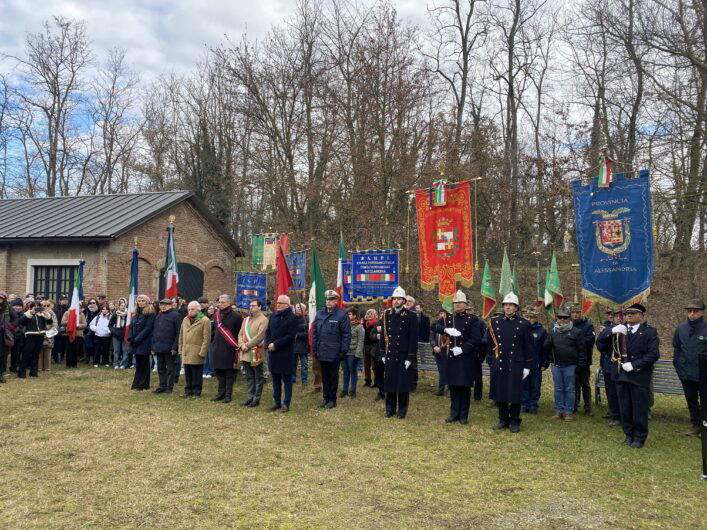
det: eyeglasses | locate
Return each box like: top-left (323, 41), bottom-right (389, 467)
top-left (557, 316), bottom-right (569, 320)
top-left (41, 304), bottom-right (50, 307)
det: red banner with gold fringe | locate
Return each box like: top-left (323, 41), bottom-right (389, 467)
top-left (415, 181), bottom-right (474, 302)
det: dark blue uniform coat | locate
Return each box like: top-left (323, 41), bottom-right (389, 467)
top-left (486, 315), bottom-right (534, 404)
top-left (381, 307), bottom-right (418, 393)
top-left (615, 322), bottom-right (659, 387)
top-left (431, 311), bottom-right (482, 387)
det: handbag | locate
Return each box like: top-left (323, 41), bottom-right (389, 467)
top-left (3, 328), bottom-right (14, 349)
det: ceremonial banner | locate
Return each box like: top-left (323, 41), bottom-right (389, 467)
top-left (342, 260), bottom-right (353, 303)
top-left (236, 272), bottom-right (266, 309)
top-left (262, 233), bottom-right (279, 270)
top-left (251, 234), bottom-right (264, 268)
top-left (415, 181), bottom-right (474, 302)
top-left (351, 250), bottom-right (399, 300)
top-left (285, 250), bottom-right (307, 291)
top-left (572, 170), bottom-right (653, 306)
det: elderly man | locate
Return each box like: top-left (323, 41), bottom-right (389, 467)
top-left (672, 299), bottom-right (706, 437)
top-left (486, 293), bottom-right (534, 432)
top-left (152, 298), bottom-right (183, 394)
top-left (211, 294), bottom-right (243, 404)
top-left (609, 303), bottom-right (660, 448)
top-left (265, 295), bottom-right (298, 412)
top-left (238, 299), bottom-right (269, 408)
top-left (179, 301), bottom-right (211, 397)
top-left (431, 290), bottom-right (482, 425)
top-left (379, 286), bottom-right (418, 419)
top-left (313, 290), bottom-right (352, 409)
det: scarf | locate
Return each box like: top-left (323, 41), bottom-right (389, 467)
top-left (114, 310), bottom-right (127, 327)
top-left (364, 318), bottom-right (378, 330)
top-left (553, 321), bottom-right (573, 333)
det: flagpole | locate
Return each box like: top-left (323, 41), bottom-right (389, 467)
top-left (472, 177), bottom-right (482, 271)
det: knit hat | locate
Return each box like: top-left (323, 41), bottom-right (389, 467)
top-left (137, 294), bottom-right (152, 303)
top-left (11, 298), bottom-right (23, 307)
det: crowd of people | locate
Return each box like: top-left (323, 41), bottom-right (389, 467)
top-left (0, 288), bottom-right (704, 449)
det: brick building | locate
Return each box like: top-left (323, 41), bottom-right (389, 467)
top-left (0, 191), bottom-right (242, 302)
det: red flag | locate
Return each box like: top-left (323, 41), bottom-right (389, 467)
top-left (276, 243), bottom-right (294, 299)
top-left (581, 298), bottom-right (593, 317)
top-left (279, 233), bottom-right (289, 254)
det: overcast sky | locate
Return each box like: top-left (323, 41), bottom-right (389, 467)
top-left (0, 0), bottom-right (430, 79)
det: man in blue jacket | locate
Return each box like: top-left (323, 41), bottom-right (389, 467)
top-left (152, 298), bottom-right (184, 394)
top-left (672, 299), bottom-right (706, 437)
top-left (521, 308), bottom-right (547, 415)
top-left (312, 290), bottom-right (352, 409)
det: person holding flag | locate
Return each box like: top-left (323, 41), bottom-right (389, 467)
top-left (61, 262), bottom-right (87, 368)
top-left (308, 248), bottom-right (326, 392)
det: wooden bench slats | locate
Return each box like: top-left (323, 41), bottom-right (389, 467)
top-left (595, 359), bottom-right (683, 403)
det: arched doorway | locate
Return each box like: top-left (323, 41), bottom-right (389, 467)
top-left (159, 263), bottom-right (204, 301)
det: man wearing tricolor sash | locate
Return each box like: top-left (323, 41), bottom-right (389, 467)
top-left (211, 294), bottom-right (243, 404)
top-left (238, 299), bottom-right (268, 408)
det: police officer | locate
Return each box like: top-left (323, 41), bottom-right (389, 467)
top-left (485, 293), bottom-right (534, 432)
top-left (609, 303), bottom-right (659, 449)
top-left (379, 286), bottom-right (418, 419)
top-left (570, 304), bottom-right (596, 415)
top-left (597, 308), bottom-right (622, 427)
top-left (431, 290), bottom-right (482, 425)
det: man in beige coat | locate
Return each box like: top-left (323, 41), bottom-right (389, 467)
top-left (238, 299), bottom-right (268, 407)
top-left (178, 301), bottom-right (211, 397)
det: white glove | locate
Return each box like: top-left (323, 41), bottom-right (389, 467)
top-left (612, 324), bottom-right (628, 335)
top-left (522, 368), bottom-right (530, 379)
top-left (452, 347), bottom-right (463, 356)
top-left (444, 327), bottom-right (462, 337)
top-left (622, 362), bottom-right (634, 372)
top-left (404, 360), bottom-right (411, 369)
top-left (381, 357), bottom-right (385, 364)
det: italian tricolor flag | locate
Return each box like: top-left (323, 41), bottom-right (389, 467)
top-left (356, 273), bottom-right (394, 281)
top-left (66, 260), bottom-right (84, 343)
top-left (164, 223), bottom-right (179, 299)
top-left (544, 251), bottom-right (564, 317)
top-left (125, 248), bottom-right (139, 340)
top-left (598, 155), bottom-right (614, 188)
top-left (308, 248), bottom-right (326, 347)
top-left (335, 233), bottom-right (345, 308)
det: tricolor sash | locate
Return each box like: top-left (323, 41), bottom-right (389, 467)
top-left (215, 309), bottom-right (239, 353)
top-left (242, 316), bottom-right (262, 363)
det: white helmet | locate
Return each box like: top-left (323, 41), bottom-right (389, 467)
top-left (502, 292), bottom-right (519, 306)
top-left (391, 286), bottom-right (406, 299)
top-left (452, 290), bottom-right (468, 304)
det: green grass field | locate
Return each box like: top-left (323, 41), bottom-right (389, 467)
top-left (0, 365), bottom-right (704, 529)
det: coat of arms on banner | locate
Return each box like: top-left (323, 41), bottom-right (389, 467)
top-left (592, 207), bottom-right (631, 256)
top-left (435, 221), bottom-right (459, 258)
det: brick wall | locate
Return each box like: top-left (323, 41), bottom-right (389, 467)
top-left (0, 198), bottom-right (236, 303)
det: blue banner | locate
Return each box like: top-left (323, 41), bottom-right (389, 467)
top-left (572, 170), bottom-right (653, 305)
top-left (285, 250), bottom-right (307, 291)
top-left (351, 250), bottom-right (399, 300)
top-left (342, 260), bottom-right (352, 303)
top-left (236, 272), bottom-right (267, 309)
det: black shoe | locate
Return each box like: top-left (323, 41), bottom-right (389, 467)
top-left (509, 424), bottom-right (520, 433)
top-left (629, 441), bottom-right (644, 449)
top-left (248, 400), bottom-right (260, 408)
top-left (319, 400), bottom-right (327, 408)
top-left (385, 412), bottom-right (395, 418)
top-left (363, 381), bottom-right (371, 387)
top-left (280, 405), bottom-right (290, 413)
top-left (459, 419), bottom-right (468, 425)
top-left (241, 399), bottom-right (253, 407)
top-left (602, 413), bottom-right (612, 419)
top-left (211, 394), bottom-right (225, 402)
top-left (339, 391), bottom-right (348, 398)
top-left (374, 394), bottom-right (384, 401)
top-left (397, 414), bottom-right (406, 419)
top-left (269, 405), bottom-right (281, 412)
top-left (323, 401), bottom-right (336, 409)
top-left (492, 422), bottom-right (509, 430)
top-left (434, 389), bottom-right (444, 396)
top-left (445, 417), bottom-right (459, 423)
top-left (223, 396), bottom-right (232, 404)
top-left (623, 437), bottom-right (632, 446)
top-left (349, 391), bottom-right (356, 398)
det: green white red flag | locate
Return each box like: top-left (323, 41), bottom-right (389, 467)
top-left (66, 260), bottom-right (84, 343)
top-left (125, 248), bottom-right (139, 340)
top-left (544, 251), bottom-right (563, 317)
top-left (597, 156), bottom-right (614, 188)
top-left (335, 233), bottom-right (345, 308)
top-left (480, 260), bottom-right (496, 319)
top-left (164, 224), bottom-right (179, 299)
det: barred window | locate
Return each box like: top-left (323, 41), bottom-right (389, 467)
top-left (33, 266), bottom-right (78, 301)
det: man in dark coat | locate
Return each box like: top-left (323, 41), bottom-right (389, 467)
top-left (211, 294), bottom-right (243, 404)
top-left (265, 295), bottom-right (298, 412)
top-left (609, 303), bottom-right (660, 449)
top-left (312, 290), bottom-right (352, 409)
top-left (521, 308), bottom-right (547, 415)
top-left (596, 309), bottom-right (622, 426)
top-left (570, 304), bottom-right (596, 415)
top-left (151, 299), bottom-right (184, 394)
top-left (672, 299), bottom-right (706, 437)
top-left (292, 303), bottom-right (310, 386)
top-left (53, 294), bottom-right (69, 363)
top-left (431, 290), bottom-right (482, 424)
top-left (379, 286), bottom-right (418, 419)
top-left (486, 293), bottom-right (534, 433)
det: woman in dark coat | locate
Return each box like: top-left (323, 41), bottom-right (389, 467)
top-left (211, 295), bottom-right (243, 404)
top-left (129, 294), bottom-right (156, 390)
top-left (265, 296), bottom-right (298, 412)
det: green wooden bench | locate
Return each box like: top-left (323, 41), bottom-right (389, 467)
top-left (594, 359), bottom-right (683, 404)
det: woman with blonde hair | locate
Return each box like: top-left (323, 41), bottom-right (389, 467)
top-left (129, 294), bottom-right (156, 390)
